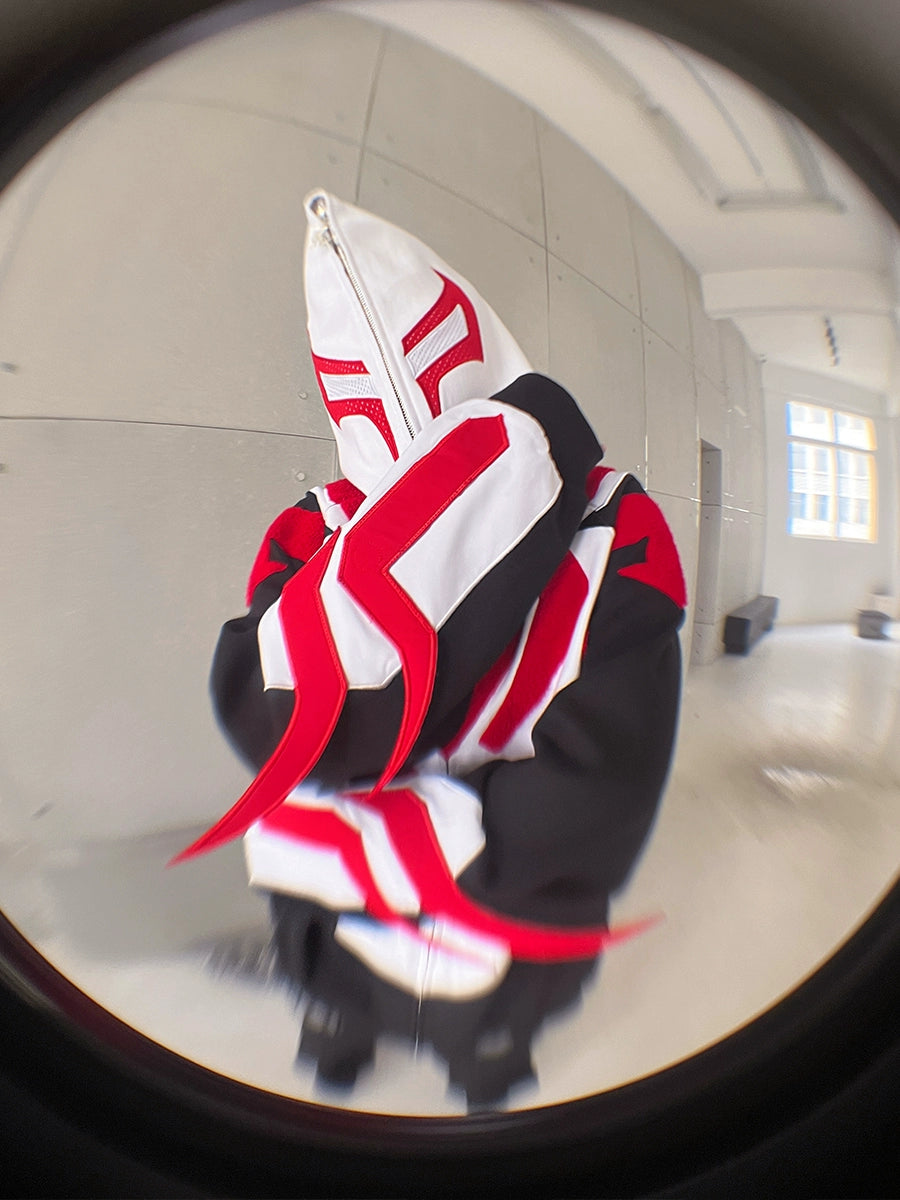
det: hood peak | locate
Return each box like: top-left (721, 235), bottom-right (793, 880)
top-left (303, 189), bottom-right (531, 494)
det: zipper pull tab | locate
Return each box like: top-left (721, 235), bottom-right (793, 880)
top-left (308, 193), bottom-right (334, 248)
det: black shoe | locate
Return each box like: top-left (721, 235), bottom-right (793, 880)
top-left (296, 1001), bottom-right (375, 1092)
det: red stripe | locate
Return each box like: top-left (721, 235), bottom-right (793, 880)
top-left (357, 789), bottom-right (657, 961)
top-left (479, 552), bottom-right (589, 754)
top-left (338, 415), bottom-right (510, 795)
top-left (171, 536), bottom-right (347, 864)
top-left (245, 507), bottom-right (327, 606)
top-left (613, 492), bottom-right (687, 608)
top-left (402, 272), bottom-right (483, 419)
top-left (586, 463), bottom-right (614, 499)
top-left (323, 478), bottom-right (366, 522)
top-left (259, 806), bottom-right (395, 921)
top-left (442, 633), bottom-right (519, 758)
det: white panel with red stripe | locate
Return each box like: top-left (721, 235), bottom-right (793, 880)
top-left (241, 467), bottom-right (653, 1001)
top-left (446, 466), bottom-right (628, 773)
top-left (255, 399), bottom-right (563, 694)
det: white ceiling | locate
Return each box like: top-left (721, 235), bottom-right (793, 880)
top-left (333, 0), bottom-right (900, 408)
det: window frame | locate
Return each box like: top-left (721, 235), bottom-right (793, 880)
top-left (786, 402), bottom-right (878, 543)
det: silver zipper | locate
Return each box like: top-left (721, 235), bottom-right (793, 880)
top-left (413, 918), bottom-right (437, 1056)
top-left (309, 194), bottom-right (416, 442)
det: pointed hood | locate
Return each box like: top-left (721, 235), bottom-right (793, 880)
top-left (303, 189), bottom-right (532, 495)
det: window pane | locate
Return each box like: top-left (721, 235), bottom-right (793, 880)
top-left (835, 411), bottom-right (875, 450)
top-left (837, 449), bottom-right (871, 495)
top-left (836, 449), bottom-right (875, 539)
top-left (787, 402), bottom-right (832, 442)
top-left (787, 439), bottom-right (837, 536)
top-left (787, 402), bottom-right (877, 540)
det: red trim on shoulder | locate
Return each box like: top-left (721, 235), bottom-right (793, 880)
top-left (613, 492), bottom-right (687, 608)
top-left (245, 507), bottom-right (327, 606)
top-left (338, 414), bottom-right (510, 795)
top-left (586, 464), bottom-right (614, 499)
top-left (323, 478), bottom-right (366, 523)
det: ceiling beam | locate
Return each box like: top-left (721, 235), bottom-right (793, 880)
top-left (702, 268), bottom-right (893, 317)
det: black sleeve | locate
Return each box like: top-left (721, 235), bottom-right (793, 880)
top-left (457, 498), bottom-right (684, 929)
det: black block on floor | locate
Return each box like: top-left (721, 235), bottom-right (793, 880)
top-left (724, 595), bottom-right (779, 655)
top-left (858, 609), bottom-right (890, 639)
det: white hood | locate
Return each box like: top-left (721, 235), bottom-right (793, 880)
top-left (303, 189), bottom-right (532, 495)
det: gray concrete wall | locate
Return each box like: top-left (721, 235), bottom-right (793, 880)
top-left (0, 6), bottom-right (766, 845)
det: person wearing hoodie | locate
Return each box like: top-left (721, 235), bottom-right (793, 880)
top-left (175, 190), bottom-right (686, 1108)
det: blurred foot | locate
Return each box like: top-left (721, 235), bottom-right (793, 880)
top-left (200, 930), bottom-right (281, 987)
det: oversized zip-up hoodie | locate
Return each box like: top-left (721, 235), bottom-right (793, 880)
top-left (178, 191), bottom-right (686, 1100)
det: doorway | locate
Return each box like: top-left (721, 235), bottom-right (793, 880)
top-left (691, 441), bottom-right (723, 665)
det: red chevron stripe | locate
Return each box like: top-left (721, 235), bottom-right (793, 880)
top-left (442, 632), bottom-right (519, 758)
top-left (323, 478), bottom-right (366, 521)
top-left (171, 535), bottom-right (347, 864)
top-left (479, 551), bottom-right (589, 754)
top-left (357, 788), bottom-right (658, 961)
top-left (586, 463), bottom-right (614, 500)
top-left (337, 414), bottom-right (510, 795)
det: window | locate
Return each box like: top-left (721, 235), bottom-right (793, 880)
top-left (786, 402), bottom-right (876, 540)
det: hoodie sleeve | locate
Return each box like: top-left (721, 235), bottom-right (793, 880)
top-left (457, 494), bottom-right (685, 928)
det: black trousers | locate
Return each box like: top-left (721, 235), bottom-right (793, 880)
top-left (268, 893), bottom-right (599, 1108)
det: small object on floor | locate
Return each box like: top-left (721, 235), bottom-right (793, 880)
top-left (724, 595), bottom-right (779, 655)
top-left (857, 609), bottom-right (890, 639)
